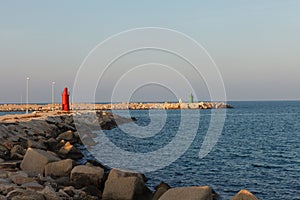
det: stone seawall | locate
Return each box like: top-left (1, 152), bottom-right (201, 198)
top-left (0, 102), bottom-right (233, 112)
top-left (0, 112), bottom-right (258, 200)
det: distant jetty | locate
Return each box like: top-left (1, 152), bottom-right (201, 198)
top-left (0, 102), bottom-right (233, 112)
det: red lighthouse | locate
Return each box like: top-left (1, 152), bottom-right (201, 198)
top-left (62, 87), bottom-right (70, 111)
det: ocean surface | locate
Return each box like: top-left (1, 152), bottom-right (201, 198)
top-left (94, 101), bottom-right (300, 199)
top-left (1, 101), bottom-right (299, 199)
top-left (0, 111), bottom-right (27, 116)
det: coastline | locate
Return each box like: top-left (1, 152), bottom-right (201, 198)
top-left (0, 111), bottom-right (258, 200)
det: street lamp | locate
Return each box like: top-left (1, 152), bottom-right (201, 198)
top-left (52, 82), bottom-right (55, 111)
top-left (26, 77), bottom-right (30, 114)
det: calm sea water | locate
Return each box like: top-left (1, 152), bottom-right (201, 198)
top-left (0, 111), bottom-right (27, 116)
top-left (97, 101), bottom-right (300, 200)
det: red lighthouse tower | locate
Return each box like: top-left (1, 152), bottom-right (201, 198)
top-left (62, 87), bottom-right (70, 111)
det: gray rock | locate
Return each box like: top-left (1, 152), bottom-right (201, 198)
top-left (6, 135), bottom-right (19, 143)
top-left (153, 182), bottom-right (170, 200)
top-left (11, 174), bottom-right (35, 185)
top-left (230, 189), bottom-right (259, 200)
top-left (44, 159), bottom-right (73, 177)
top-left (39, 185), bottom-right (59, 200)
top-left (0, 144), bottom-right (10, 160)
top-left (72, 189), bottom-right (98, 200)
top-left (158, 186), bottom-right (213, 200)
top-left (56, 130), bottom-right (76, 143)
top-left (108, 168), bottom-right (147, 182)
top-left (70, 165), bottom-right (104, 188)
top-left (53, 176), bottom-right (72, 187)
top-left (58, 142), bottom-right (83, 160)
top-left (81, 185), bottom-right (102, 197)
top-left (10, 145), bottom-right (26, 155)
top-left (10, 153), bottom-right (23, 160)
top-left (7, 189), bottom-right (44, 200)
top-left (45, 116), bottom-right (62, 124)
top-left (0, 160), bottom-right (21, 169)
top-left (20, 148), bottom-right (60, 175)
top-left (7, 170), bottom-right (29, 178)
top-left (0, 183), bottom-right (19, 196)
top-left (57, 189), bottom-right (71, 199)
top-left (0, 170), bottom-right (8, 178)
top-left (45, 138), bottom-right (58, 151)
top-left (102, 176), bottom-right (152, 200)
top-left (102, 168), bottom-right (152, 200)
top-left (63, 186), bottom-right (76, 197)
top-left (27, 140), bottom-right (47, 150)
top-left (0, 178), bottom-right (11, 185)
top-left (6, 189), bottom-right (25, 199)
top-left (21, 181), bottom-right (44, 191)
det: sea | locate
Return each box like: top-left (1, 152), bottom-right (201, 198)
top-left (1, 101), bottom-right (299, 199)
top-left (95, 101), bottom-right (300, 200)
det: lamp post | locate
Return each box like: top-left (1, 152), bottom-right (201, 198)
top-left (26, 77), bottom-right (30, 114)
top-left (52, 81), bottom-right (55, 111)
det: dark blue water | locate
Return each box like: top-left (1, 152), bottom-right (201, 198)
top-left (96, 101), bottom-right (300, 199)
top-left (0, 111), bottom-right (28, 116)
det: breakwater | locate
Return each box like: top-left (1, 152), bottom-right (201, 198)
top-left (0, 102), bottom-right (233, 112)
top-left (0, 111), bottom-right (258, 200)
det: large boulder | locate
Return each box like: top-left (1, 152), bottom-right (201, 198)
top-left (58, 142), bottom-right (83, 159)
top-left (44, 159), bottom-right (73, 177)
top-left (56, 130), bottom-right (77, 144)
top-left (153, 182), bottom-right (170, 200)
top-left (159, 186), bottom-right (213, 200)
top-left (231, 189), bottom-right (259, 200)
top-left (103, 176), bottom-right (151, 200)
top-left (102, 168), bottom-right (152, 200)
top-left (20, 148), bottom-right (60, 174)
top-left (108, 168), bottom-right (147, 182)
top-left (70, 165), bottom-right (104, 188)
top-left (27, 140), bottom-right (47, 150)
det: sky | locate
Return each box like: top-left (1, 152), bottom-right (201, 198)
top-left (0, 0), bottom-right (299, 103)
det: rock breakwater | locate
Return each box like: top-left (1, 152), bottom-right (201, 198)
top-left (0, 111), bottom-right (259, 200)
top-left (0, 102), bottom-right (233, 112)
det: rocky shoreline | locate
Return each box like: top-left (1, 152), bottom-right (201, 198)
top-left (0, 111), bottom-right (258, 200)
top-left (0, 102), bottom-right (233, 112)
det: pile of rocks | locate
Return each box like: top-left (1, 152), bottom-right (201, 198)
top-left (0, 102), bottom-right (233, 112)
top-left (98, 102), bottom-right (233, 110)
top-left (0, 111), bottom-right (258, 200)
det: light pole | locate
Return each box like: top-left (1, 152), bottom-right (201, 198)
top-left (52, 81), bottom-right (55, 111)
top-left (26, 77), bottom-right (30, 114)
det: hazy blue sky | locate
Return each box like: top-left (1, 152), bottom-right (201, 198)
top-left (0, 1), bottom-right (299, 103)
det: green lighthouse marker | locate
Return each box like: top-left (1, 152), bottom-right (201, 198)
top-left (189, 93), bottom-right (194, 103)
